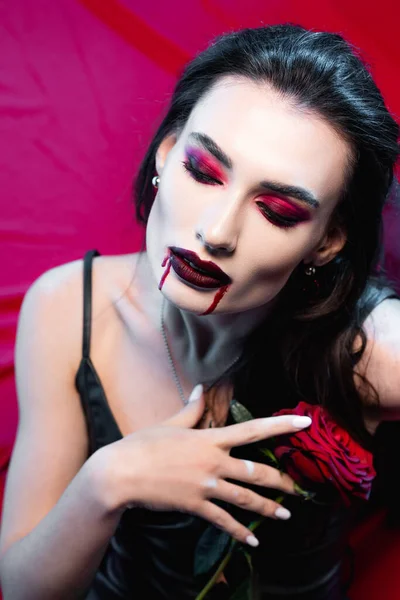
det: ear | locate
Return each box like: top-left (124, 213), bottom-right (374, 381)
top-left (155, 133), bottom-right (178, 175)
top-left (305, 223), bottom-right (347, 268)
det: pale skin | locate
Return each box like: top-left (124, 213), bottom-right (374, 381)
top-left (1, 77), bottom-right (400, 599)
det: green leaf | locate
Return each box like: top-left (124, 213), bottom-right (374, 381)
top-left (230, 399), bottom-right (254, 424)
top-left (259, 447), bottom-right (279, 466)
top-left (243, 551), bottom-right (253, 573)
top-left (293, 482), bottom-right (316, 500)
top-left (248, 519), bottom-right (263, 532)
top-left (229, 576), bottom-right (253, 600)
top-left (194, 526), bottom-right (231, 576)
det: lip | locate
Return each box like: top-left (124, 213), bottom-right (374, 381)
top-left (169, 246), bottom-right (232, 289)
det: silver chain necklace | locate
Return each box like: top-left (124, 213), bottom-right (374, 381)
top-left (160, 296), bottom-right (241, 405)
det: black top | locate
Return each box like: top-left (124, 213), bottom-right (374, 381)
top-left (76, 250), bottom-right (398, 600)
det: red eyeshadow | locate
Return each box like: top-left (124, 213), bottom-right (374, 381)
top-left (186, 147), bottom-right (227, 182)
top-left (258, 195), bottom-right (311, 221)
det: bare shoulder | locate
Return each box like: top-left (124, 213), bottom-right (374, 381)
top-left (19, 259), bottom-right (85, 366)
top-left (356, 297), bottom-right (400, 419)
top-left (0, 253), bottom-right (140, 557)
top-left (15, 250), bottom-right (144, 420)
top-left (19, 253), bottom-right (139, 363)
top-left (14, 251), bottom-right (141, 439)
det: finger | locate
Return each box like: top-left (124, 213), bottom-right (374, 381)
top-left (223, 458), bottom-right (296, 495)
top-left (213, 414), bottom-right (311, 449)
top-left (210, 480), bottom-right (291, 521)
top-left (197, 501), bottom-right (260, 547)
top-left (163, 384), bottom-right (205, 429)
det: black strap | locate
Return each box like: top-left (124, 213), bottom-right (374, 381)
top-left (82, 250), bottom-right (100, 359)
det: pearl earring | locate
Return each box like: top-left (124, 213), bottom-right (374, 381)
top-left (304, 265), bottom-right (316, 276)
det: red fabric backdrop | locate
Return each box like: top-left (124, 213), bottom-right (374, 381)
top-left (1, 1), bottom-right (399, 597)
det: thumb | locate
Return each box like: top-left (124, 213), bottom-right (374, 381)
top-left (163, 384), bottom-right (205, 428)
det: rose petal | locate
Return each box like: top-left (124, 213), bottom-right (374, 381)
top-left (271, 401), bottom-right (376, 505)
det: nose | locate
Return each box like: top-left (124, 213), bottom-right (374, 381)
top-left (195, 232), bottom-right (233, 256)
top-left (195, 198), bottom-right (242, 256)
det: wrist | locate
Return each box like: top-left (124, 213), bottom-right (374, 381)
top-left (84, 445), bottom-right (130, 517)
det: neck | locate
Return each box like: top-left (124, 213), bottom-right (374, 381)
top-left (137, 252), bottom-right (272, 386)
top-left (164, 298), bottom-right (268, 360)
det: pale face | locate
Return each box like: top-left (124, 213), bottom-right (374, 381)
top-left (146, 77), bottom-right (351, 315)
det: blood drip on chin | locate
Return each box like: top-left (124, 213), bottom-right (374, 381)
top-left (158, 252), bottom-right (171, 290)
top-left (200, 285), bottom-right (230, 316)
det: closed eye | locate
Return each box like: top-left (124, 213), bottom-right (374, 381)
top-left (182, 159), bottom-right (223, 186)
top-left (255, 201), bottom-right (302, 229)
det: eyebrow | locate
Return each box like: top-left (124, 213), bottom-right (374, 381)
top-left (187, 131), bottom-right (320, 209)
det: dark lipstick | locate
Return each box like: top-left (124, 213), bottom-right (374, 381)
top-left (169, 246), bottom-right (232, 289)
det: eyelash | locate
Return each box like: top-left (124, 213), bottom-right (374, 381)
top-left (182, 158), bottom-right (300, 229)
top-left (182, 158), bottom-right (223, 185)
top-left (255, 202), bottom-right (300, 229)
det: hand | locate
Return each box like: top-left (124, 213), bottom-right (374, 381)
top-left (96, 385), bottom-right (311, 547)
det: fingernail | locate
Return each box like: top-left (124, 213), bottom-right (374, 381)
top-left (189, 384), bottom-right (203, 402)
top-left (246, 535), bottom-right (259, 547)
top-left (275, 506), bottom-right (291, 520)
top-left (292, 416), bottom-right (312, 429)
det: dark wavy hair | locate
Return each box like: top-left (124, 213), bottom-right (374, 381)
top-left (133, 25), bottom-right (399, 450)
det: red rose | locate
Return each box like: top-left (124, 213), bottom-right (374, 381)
top-left (272, 402), bottom-right (376, 506)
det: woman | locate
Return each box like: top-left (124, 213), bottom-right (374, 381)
top-left (0, 23), bottom-right (399, 600)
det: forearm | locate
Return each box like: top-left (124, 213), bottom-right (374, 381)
top-left (0, 455), bottom-right (124, 600)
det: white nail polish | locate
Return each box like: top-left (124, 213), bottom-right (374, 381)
top-left (189, 384), bottom-right (203, 402)
top-left (246, 535), bottom-right (259, 547)
top-left (292, 416), bottom-right (312, 429)
top-left (275, 506), bottom-right (291, 520)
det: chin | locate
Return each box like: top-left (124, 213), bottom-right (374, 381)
top-left (160, 279), bottom-right (214, 314)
